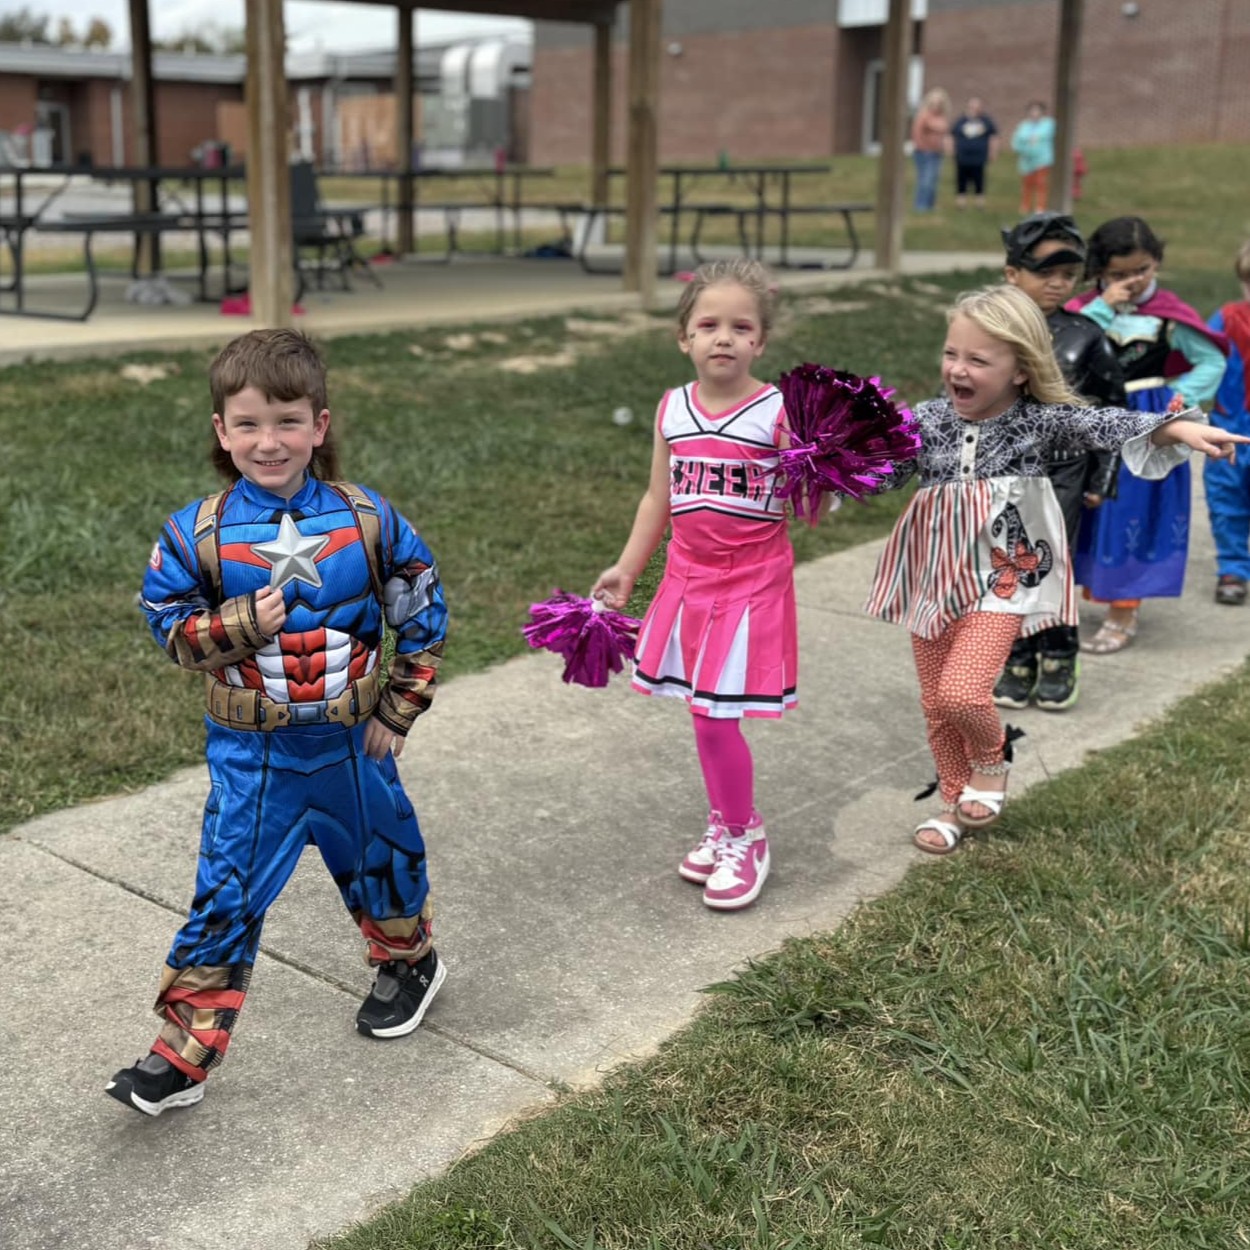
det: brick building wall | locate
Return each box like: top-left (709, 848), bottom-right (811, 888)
top-left (148, 81), bottom-right (242, 165)
top-left (923, 0), bottom-right (1250, 148)
top-left (0, 74), bottom-right (37, 131)
top-left (80, 80), bottom-right (121, 165)
top-left (531, 0), bottom-right (1248, 162)
top-left (532, 23), bottom-right (837, 165)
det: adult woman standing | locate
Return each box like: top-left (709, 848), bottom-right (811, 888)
top-left (910, 88), bottom-right (952, 213)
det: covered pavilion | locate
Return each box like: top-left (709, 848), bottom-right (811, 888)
top-left (117, 0), bottom-right (1086, 326)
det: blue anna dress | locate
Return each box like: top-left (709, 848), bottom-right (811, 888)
top-left (1072, 288), bottom-right (1227, 600)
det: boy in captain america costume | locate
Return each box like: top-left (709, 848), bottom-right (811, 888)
top-left (107, 328), bottom-right (447, 1117)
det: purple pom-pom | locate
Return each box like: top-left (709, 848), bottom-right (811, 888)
top-left (774, 363), bottom-right (920, 521)
top-left (523, 590), bottom-right (642, 688)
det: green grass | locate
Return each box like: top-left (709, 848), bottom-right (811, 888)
top-left (327, 143), bottom-right (1250, 272)
top-left (315, 665), bottom-right (1250, 1250)
top-left (8, 143), bottom-right (1245, 280)
top-left (0, 278), bottom-right (952, 832)
top-left (0, 263), bottom-right (1236, 831)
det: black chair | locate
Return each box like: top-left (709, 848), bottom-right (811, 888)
top-left (290, 160), bottom-right (380, 299)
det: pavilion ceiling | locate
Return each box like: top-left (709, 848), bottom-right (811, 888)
top-left (316, 0), bottom-right (619, 25)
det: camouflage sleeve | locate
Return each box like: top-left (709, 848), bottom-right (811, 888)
top-left (139, 513), bottom-right (270, 671)
top-left (371, 498), bottom-right (448, 736)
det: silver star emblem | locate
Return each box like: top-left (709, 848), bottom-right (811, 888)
top-left (250, 513), bottom-right (330, 589)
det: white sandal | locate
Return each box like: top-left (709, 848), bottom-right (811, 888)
top-left (956, 724), bottom-right (1024, 829)
top-left (956, 784), bottom-right (1006, 828)
top-left (913, 817), bottom-right (964, 855)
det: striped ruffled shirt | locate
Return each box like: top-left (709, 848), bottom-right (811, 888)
top-left (864, 395), bottom-right (1197, 639)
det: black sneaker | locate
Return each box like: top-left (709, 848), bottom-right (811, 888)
top-left (356, 949), bottom-right (446, 1039)
top-left (1035, 654), bottom-right (1079, 711)
top-left (105, 1052), bottom-right (204, 1117)
top-left (992, 656), bottom-right (1038, 709)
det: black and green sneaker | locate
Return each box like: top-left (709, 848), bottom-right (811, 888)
top-left (992, 655), bottom-right (1038, 709)
top-left (1035, 654), bottom-right (1079, 712)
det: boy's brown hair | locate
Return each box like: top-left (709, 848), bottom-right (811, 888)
top-left (1235, 240), bottom-right (1250, 285)
top-left (209, 328), bottom-right (340, 481)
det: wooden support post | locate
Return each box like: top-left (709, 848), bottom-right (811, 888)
top-left (874, 0), bottom-right (910, 275)
top-left (127, 0), bottom-right (159, 274)
top-left (1049, 0), bottom-right (1083, 213)
top-left (623, 0), bottom-right (661, 301)
top-left (591, 21), bottom-right (612, 207)
top-left (396, 4), bottom-right (415, 255)
top-left (245, 0), bottom-right (294, 327)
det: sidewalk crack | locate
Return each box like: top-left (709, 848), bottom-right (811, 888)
top-left (18, 835), bottom-right (557, 1089)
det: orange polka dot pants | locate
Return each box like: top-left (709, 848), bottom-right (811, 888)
top-left (911, 612), bottom-right (1023, 808)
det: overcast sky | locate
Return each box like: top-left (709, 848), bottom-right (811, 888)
top-left (16, 2), bottom-right (530, 52)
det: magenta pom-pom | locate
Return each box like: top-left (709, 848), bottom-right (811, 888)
top-left (523, 590), bottom-right (642, 688)
top-left (774, 363), bottom-right (920, 521)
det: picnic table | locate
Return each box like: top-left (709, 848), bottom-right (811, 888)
top-left (579, 163), bottom-right (871, 275)
top-left (334, 165), bottom-right (558, 260)
top-left (0, 163), bottom-right (248, 320)
top-left (0, 162), bottom-right (387, 319)
top-left (0, 163), bottom-right (79, 319)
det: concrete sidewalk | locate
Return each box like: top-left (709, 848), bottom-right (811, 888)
top-left (0, 250), bottom-right (1002, 367)
top-left (3, 487), bottom-right (1246, 1250)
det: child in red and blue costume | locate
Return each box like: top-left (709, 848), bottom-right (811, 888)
top-left (1205, 240), bottom-right (1250, 605)
top-left (108, 329), bottom-right (447, 1117)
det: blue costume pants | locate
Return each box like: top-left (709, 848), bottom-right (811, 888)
top-left (1204, 412), bottom-right (1250, 580)
top-left (153, 721), bottom-right (432, 1079)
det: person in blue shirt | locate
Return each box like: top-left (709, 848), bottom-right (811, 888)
top-left (1010, 101), bottom-right (1055, 215)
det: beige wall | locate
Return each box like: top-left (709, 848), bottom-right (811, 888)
top-left (337, 94), bottom-right (424, 169)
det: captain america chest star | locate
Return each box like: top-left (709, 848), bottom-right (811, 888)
top-left (217, 506), bottom-right (378, 633)
top-left (213, 501), bottom-right (382, 707)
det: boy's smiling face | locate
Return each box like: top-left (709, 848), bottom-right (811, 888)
top-left (212, 386), bottom-right (329, 500)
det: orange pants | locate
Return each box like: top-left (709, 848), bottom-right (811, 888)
top-left (911, 613), bottom-right (1023, 809)
top-left (1020, 167), bottom-right (1051, 214)
top-left (1082, 589), bottom-right (1141, 611)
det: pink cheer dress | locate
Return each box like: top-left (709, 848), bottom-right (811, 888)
top-left (631, 381), bottom-right (798, 719)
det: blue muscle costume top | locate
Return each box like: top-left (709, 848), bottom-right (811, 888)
top-left (140, 474), bottom-right (446, 737)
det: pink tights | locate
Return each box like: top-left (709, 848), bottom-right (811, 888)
top-left (692, 715), bottom-right (755, 829)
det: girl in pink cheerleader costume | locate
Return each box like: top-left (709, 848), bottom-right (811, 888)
top-left (593, 259), bottom-right (803, 911)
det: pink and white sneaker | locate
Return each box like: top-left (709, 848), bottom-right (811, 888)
top-left (678, 811), bottom-right (725, 884)
top-left (702, 818), bottom-right (769, 910)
